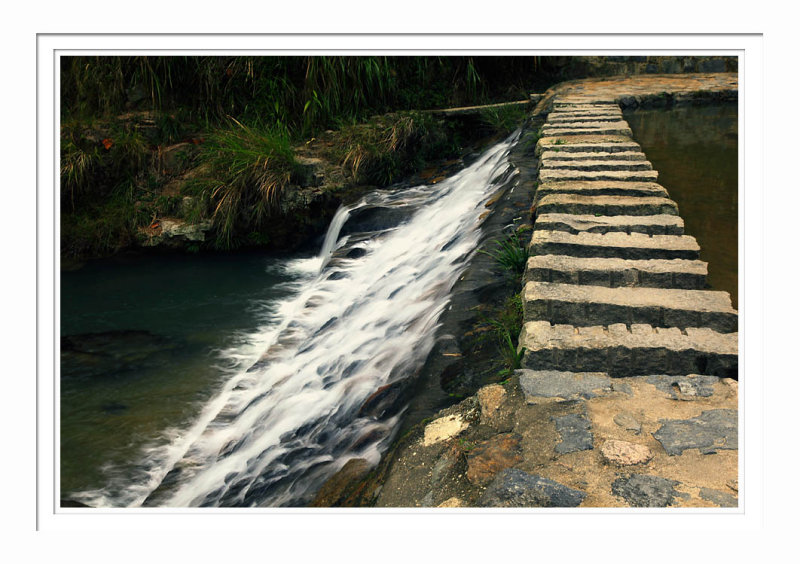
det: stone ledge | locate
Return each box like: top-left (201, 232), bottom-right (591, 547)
top-left (530, 229), bottom-right (698, 260)
top-left (539, 168), bottom-right (657, 183)
top-left (535, 194), bottom-right (678, 217)
top-left (522, 281), bottom-right (737, 332)
top-left (519, 320), bottom-right (738, 378)
top-left (534, 212), bottom-right (684, 236)
top-left (524, 254), bottom-right (707, 289)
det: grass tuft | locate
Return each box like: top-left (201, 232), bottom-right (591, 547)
top-left (480, 229), bottom-right (529, 275)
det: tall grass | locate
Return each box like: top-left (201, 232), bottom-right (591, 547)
top-left (192, 119), bottom-right (297, 249)
top-left (61, 56), bottom-right (551, 135)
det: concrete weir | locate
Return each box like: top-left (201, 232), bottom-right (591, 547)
top-left (522, 92), bottom-right (739, 381)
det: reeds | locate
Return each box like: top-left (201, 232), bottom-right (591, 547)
top-left (194, 119), bottom-right (296, 249)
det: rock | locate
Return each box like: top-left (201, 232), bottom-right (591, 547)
top-left (478, 468), bottom-right (586, 507)
top-left (518, 369), bottom-right (612, 402)
top-left (644, 374), bottom-right (719, 400)
top-left (292, 156), bottom-right (325, 187)
top-left (437, 497), bottom-right (464, 508)
top-left (466, 433), bottom-right (524, 485)
top-left (477, 384), bottom-right (507, 423)
top-left (159, 143), bottom-right (198, 175)
top-left (600, 440), bottom-right (653, 466)
top-left (653, 409), bottom-right (738, 455)
top-left (430, 446), bottom-right (460, 486)
top-left (358, 380), bottom-right (411, 419)
top-left (310, 458), bottom-right (371, 507)
top-left (611, 474), bottom-right (686, 507)
top-left (553, 412), bottom-right (593, 454)
top-left (699, 487), bottom-right (738, 507)
top-left (138, 218), bottom-right (213, 248)
top-left (422, 414), bottom-right (469, 447)
top-left (613, 413), bottom-right (642, 434)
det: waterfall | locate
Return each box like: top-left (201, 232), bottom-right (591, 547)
top-left (72, 131), bottom-right (520, 508)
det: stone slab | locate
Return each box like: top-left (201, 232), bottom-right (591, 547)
top-left (541, 126), bottom-right (633, 137)
top-left (540, 160), bottom-right (653, 172)
top-left (642, 374), bottom-right (720, 399)
top-left (611, 474), bottom-right (687, 507)
top-left (524, 254), bottom-right (708, 289)
top-left (553, 412), bottom-right (594, 454)
top-left (535, 181), bottom-right (667, 199)
top-left (547, 115), bottom-right (623, 124)
top-left (534, 194), bottom-right (677, 217)
top-left (536, 139), bottom-right (641, 155)
top-left (534, 212), bottom-right (684, 236)
top-left (653, 409), bottom-right (738, 455)
top-left (478, 468), bottom-right (587, 507)
top-left (539, 169), bottom-right (657, 183)
top-left (517, 369), bottom-right (612, 402)
top-left (543, 120), bottom-right (632, 130)
top-left (529, 230), bottom-right (699, 261)
top-left (541, 151), bottom-right (647, 162)
top-left (518, 321), bottom-right (739, 378)
top-left (523, 281), bottom-right (737, 332)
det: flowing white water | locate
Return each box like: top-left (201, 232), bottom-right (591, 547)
top-left (73, 132), bottom-right (519, 508)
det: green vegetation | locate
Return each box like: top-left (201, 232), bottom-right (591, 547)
top-left (329, 111), bottom-right (458, 186)
top-left (487, 293), bottom-right (526, 377)
top-left (191, 120), bottom-right (297, 249)
top-left (479, 228), bottom-right (530, 276)
top-left (60, 56), bottom-right (554, 259)
top-left (478, 104), bottom-right (529, 136)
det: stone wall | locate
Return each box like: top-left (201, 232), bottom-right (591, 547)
top-left (543, 56), bottom-right (737, 80)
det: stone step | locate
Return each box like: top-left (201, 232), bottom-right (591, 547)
top-left (523, 254), bottom-right (708, 289)
top-left (535, 181), bottom-right (668, 200)
top-left (540, 160), bottom-right (653, 172)
top-left (537, 141), bottom-right (641, 155)
top-left (542, 126), bottom-right (633, 138)
top-left (543, 120), bottom-right (631, 130)
top-left (518, 321), bottom-right (738, 379)
top-left (522, 281), bottom-right (737, 332)
top-left (547, 110), bottom-right (624, 118)
top-left (548, 115), bottom-right (622, 124)
top-left (553, 100), bottom-right (618, 108)
top-left (531, 231), bottom-right (699, 260)
top-left (541, 125), bottom-right (633, 137)
top-left (534, 213), bottom-right (684, 236)
top-left (541, 151), bottom-right (647, 162)
top-left (534, 194), bottom-right (678, 217)
top-left (539, 169), bottom-right (657, 183)
top-left (529, 230), bottom-right (699, 260)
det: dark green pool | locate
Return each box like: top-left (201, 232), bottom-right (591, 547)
top-left (59, 251), bottom-right (302, 499)
top-left (625, 103), bottom-right (738, 309)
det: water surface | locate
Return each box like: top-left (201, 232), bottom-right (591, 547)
top-left (625, 103), bottom-right (738, 308)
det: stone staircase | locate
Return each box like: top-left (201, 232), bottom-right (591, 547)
top-left (520, 96), bottom-right (739, 381)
